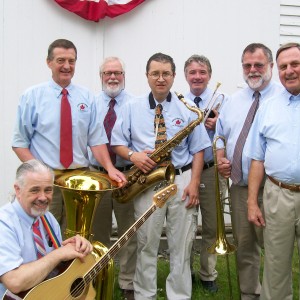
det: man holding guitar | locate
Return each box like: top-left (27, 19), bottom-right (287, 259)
top-left (0, 160), bottom-right (93, 299)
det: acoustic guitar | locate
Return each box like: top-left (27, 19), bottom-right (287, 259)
top-left (3, 184), bottom-right (177, 300)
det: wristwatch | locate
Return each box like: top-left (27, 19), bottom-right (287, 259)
top-left (128, 150), bottom-right (134, 161)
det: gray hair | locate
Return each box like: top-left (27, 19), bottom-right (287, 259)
top-left (241, 43), bottom-right (273, 63)
top-left (184, 54), bottom-right (212, 76)
top-left (99, 56), bottom-right (126, 75)
top-left (15, 159), bottom-right (54, 188)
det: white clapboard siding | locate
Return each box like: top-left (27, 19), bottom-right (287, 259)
top-left (280, 0), bottom-right (300, 44)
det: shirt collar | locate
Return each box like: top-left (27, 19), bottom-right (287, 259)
top-left (49, 79), bottom-right (74, 99)
top-left (149, 92), bottom-right (172, 109)
top-left (12, 198), bottom-right (35, 228)
top-left (102, 90), bottom-right (126, 107)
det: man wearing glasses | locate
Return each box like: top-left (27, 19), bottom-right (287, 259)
top-left (215, 43), bottom-right (283, 299)
top-left (89, 57), bottom-right (137, 300)
top-left (111, 53), bottom-right (211, 299)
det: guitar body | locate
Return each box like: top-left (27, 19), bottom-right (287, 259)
top-left (3, 184), bottom-right (177, 300)
top-left (3, 253), bottom-right (98, 300)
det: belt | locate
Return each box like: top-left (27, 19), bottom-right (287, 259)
top-left (203, 161), bottom-right (214, 170)
top-left (267, 175), bottom-right (300, 192)
top-left (92, 165), bottom-right (133, 173)
top-left (175, 163), bottom-right (192, 175)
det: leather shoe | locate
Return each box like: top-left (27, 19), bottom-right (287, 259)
top-left (121, 289), bottom-right (135, 300)
top-left (201, 280), bottom-right (218, 293)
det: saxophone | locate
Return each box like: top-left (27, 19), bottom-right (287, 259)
top-left (113, 93), bottom-right (204, 203)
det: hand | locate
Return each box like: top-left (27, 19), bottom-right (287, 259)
top-left (181, 182), bottom-right (199, 208)
top-left (59, 235), bottom-right (93, 262)
top-left (248, 203), bottom-right (265, 227)
top-left (107, 167), bottom-right (127, 187)
top-left (217, 157), bottom-right (231, 178)
top-left (205, 109), bottom-right (218, 130)
top-left (130, 150), bottom-right (157, 174)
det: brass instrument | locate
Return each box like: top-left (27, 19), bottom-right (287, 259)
top-left (207, 136), bottom-right (240, 299)
top-left (113, 94), bottom-right (204, 203)
top-left (54, 169), bottom-right (118, 300)
top-left (203, 82), bottom-right (225, 123)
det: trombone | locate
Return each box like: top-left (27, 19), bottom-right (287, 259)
top-left (207, 136), bottom-right (240, 299)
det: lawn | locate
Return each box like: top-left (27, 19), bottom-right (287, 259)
top-left (112, 246), bottom-right (299, 299)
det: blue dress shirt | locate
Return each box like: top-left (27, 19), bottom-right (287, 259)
top-left (215, 81), bottom-right (283, 185)
top-left (89, 90), bottom-right (134, 168)
top-left (245, 89), bottom-right (300, 184)
top-left (0, 199), bottom-right (62, 298)
top-left (12, 80), bottom-right (107, 169)
top-left (185, 88), bottom-right (228, 163)
top-left (111, 92), bottom-right (211, 169)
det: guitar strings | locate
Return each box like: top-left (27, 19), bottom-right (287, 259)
top-left (63, 204), bottom-right (159, 299)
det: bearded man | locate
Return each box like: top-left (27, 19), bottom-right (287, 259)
top-left (89, 57), bottom-right (137, 300)
top-left (214, 43), bottom-right (283, 299)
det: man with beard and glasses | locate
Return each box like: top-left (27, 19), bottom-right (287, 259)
top-left (0, 159), bottom-right (93, 299)
top-left (89, 57), bottom-right (136, 300)
top-left (214, 43), bottom-right (283, 299)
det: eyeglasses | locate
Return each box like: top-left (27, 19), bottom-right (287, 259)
top-left (102, 71), bottom-right (124, 77)
top-left (148, 72), bottom-right (173, 80)
top-left (242, 63), bottom-right (265, 71)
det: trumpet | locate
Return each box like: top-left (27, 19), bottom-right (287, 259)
top-left (203, 82), bottom-right (225, 123)
top-left (207, 136), bottom-right (240, 299)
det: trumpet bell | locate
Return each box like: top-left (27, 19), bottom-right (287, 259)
top-left (207, 237), bottom-right (236, 255)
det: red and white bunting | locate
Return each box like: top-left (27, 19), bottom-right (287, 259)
top-left (54, 0), bottom-right (146, 22)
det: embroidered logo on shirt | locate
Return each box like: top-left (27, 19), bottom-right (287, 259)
top-left (77, 103), bottom-right (88, 112)
top-left (172, 118), bottom-right (184, 127)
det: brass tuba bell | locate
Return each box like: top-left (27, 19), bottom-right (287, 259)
top-left (54, 169), bottom-right (119, 300)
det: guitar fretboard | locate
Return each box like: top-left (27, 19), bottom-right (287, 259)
top-left (84, 204), bottom-right (157, 284)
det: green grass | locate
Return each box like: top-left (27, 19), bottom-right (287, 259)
top-left (113, 247), bottom-right (299, 299)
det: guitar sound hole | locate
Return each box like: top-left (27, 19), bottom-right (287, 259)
top-left (70, 277), bottom-right (85, 297)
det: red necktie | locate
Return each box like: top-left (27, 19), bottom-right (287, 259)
top-left (32, 219), bottom-right (47, 259)
top-left (231, 91), bottom-right (260, 184)
top-left (104, 99), bottom-right (117, 165)
top-left (60, 88), bottom-right (73, 168)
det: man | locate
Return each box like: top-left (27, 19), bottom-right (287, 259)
top-left (247, 43), bottom-right (300, 300)
top-left (215, 43), bottom-right (283, 299)
top-left (184, 54), bottom-right (226, 293)
top-left (89, 57), bottom-right (137, 300)
top-left (12, 39), bottom-right (126, 236)
top-left (0, 159), bottom-right (93, 299)
top-left (111, 53), bottom-right (211, 300)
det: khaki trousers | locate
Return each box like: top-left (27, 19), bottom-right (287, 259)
top-left (261, 178), bottom-right (300, 300)
top-left (230, 184), bottom-right (264, 300)
top-left (92, 190), bottom-right (137, 290)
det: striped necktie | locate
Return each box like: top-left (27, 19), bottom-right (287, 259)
top-left (104, 99), bottom-right (117, 165)
top-left (32, 219), bottom-right (47, 259)
top-left (154, 104), bottom-right (170, 165)
top-left (60, 88), bottom-right (73, 168)
top-left (231, 91), bottom-right (260, 184)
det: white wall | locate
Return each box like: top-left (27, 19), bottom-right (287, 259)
top-left (0, 0), bottom-right (281, 206)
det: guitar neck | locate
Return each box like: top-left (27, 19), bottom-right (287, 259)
top-left (84, 203), bottom-right (157, 284)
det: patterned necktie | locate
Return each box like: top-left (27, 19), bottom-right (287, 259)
top-left (194, 96), bottom-right (202, 108)
top-left (32, 219), bottom-right (47, 259)
top-left (60, 88), bottom-right (73, 168)
top-left (104, 99), bottom-right (117, 165)
top-left (231, 91), bottom-right (260, 184)
top-left (154, 104), bottom-right (170, 165)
